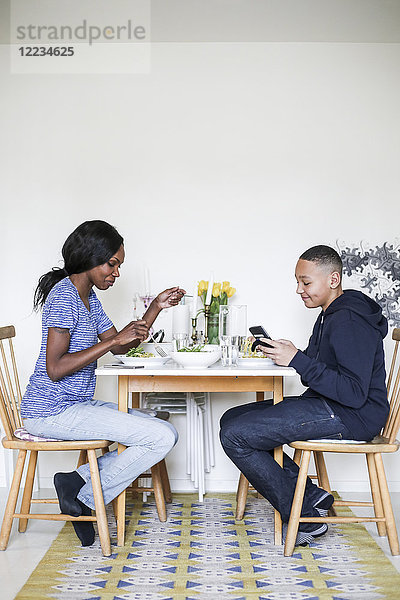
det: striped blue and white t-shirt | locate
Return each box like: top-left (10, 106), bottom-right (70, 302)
top-left (21, 277), bottom-right (113, 418)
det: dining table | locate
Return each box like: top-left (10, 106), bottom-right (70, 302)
top-left (95, 361), bottom-right (297, 546)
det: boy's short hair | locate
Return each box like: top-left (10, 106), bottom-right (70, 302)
top-left (299, 245), bottom-right (343, 276)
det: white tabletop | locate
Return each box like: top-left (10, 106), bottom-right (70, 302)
top-left (96, 361), bottom-right (296, 377)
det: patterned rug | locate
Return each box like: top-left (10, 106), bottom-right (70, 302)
top-left (15, 493), bottom-right (400, 600)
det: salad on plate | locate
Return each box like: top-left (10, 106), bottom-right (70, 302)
top-left (115, 345), bottom-right (169, 366)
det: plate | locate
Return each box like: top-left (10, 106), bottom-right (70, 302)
top-left (114, 355), bottom-right (169, 367)
top-left (169, 347), bottom-right (221, 369)
top-left (237, 357), bottom-right (274, 367)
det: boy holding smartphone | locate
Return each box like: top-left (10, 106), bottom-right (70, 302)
top-left (220, 245), bottom-right (389, 546)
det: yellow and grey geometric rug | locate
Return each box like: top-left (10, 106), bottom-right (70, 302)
top-left (15, 493), bottom-right (400, 600)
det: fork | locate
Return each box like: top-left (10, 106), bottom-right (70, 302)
top-left (148, 332), bottom-right (168, 357)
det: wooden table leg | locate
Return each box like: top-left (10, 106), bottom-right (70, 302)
top-left (235, 391), bottom-right (265, 519)
top-left (131, 392), bottom-right (140, 409)
top-left (116, 375), bottom-right (128, 546)
top-left (273, 376), bottom-right (284, 545)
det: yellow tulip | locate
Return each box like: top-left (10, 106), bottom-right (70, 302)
top-left (198, 280), bottom-right (207, 294)
top-left (227, 287), bottom-right (236, 298)
top-left (222, 281), bottom-right (230, 293)
top-left (212, 282), bottom-right (222, 297)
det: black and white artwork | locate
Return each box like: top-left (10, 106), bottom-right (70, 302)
top-left (336, 241), bottom-right (400, 328)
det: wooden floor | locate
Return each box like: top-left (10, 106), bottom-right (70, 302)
top-left (1, 488), bottom-right (400, 599)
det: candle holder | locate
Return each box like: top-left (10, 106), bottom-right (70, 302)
top-left (137, 294), bottom-right (156, 336)
top-left (139, 294), bottom-right (155, 311)
top-left (191, 317), bottom-right (198, 345)
top-left (204, 304), bottom-right (211, 344)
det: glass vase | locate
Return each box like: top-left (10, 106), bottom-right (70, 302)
top-left (207, 313), bottom-right (219, 345)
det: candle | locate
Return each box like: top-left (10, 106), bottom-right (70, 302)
top-left (172, 304), bottom-right (190, 335)
top-left (205, 273), bottom-right (214, 305)
top-left (133, 292), bottom-right (139, 320)
top-left (191, 282), bottom-right (198, 318)
top-left (143, 267), bottom-right (150, 297)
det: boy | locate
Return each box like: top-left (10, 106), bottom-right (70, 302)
top-left (220, 245), bottom-right (389, 546)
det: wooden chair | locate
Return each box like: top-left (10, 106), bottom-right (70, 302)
top-left (0, 325), bottom-right (113, 556)
top-left (284, 327), bottom-right (400, 556)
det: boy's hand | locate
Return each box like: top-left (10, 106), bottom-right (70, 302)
top-left (257, 338), bottom-right (298, 366)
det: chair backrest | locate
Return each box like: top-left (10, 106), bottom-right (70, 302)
top-left (383, 328), bottom-right (400, 443)
top-left (0, 326), bottom-right (23, 439)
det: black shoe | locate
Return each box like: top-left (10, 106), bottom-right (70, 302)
top-left (313, 491), bottom-right (334, 517)
top-left (71, 503), bottom-right (95, 547)
top-left (54, 471), bottom-right (86, 516)
top-left (155, 410), bottom-right (170, 421)
top-left (54, 471), bottom-right (95, 546)
top-left (136, 408), bottom-right (170, 421)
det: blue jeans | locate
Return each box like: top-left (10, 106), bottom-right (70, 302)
top-left (24, 399), bottom-right (178, 510)
top-left (220, 396), bottom-right (354, 526)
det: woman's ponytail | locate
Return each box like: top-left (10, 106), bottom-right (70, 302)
top-left (33, 267), bottom-right (68, 311)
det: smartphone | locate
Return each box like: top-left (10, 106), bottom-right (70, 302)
top-left (249, 325), bottom-right (273, 350)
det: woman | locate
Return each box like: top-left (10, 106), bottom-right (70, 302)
top-left (21, 220), bottom-right (184, 546)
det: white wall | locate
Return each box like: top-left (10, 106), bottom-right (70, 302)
top-left (1, 12), bottom-right (400, 494)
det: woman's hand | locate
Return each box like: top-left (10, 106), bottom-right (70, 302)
top-left (258, 338), bottom-right (298, 366)
top-left (113, 320), bottom-right (149, 346)
top-left (154, 286), bottom-right (186, 310)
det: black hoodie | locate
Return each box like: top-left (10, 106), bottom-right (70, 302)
top-left (289, 289), bottom-right (389, 441)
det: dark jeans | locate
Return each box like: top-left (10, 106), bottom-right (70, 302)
top-left (220, 396), bottom-right (354, 527)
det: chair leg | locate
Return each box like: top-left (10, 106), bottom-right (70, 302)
top-left (76, 450), bottom-right (87, 468)
top-left (186, 393), bottom-right (191, 476)
top-left (197, 405), bottom-right (205, 502)
top-left (18, 450), bottom-right (38, 533)
top-left (159, 459), bottom-right (172, 503)
top-left (374, 453), bottom-right (400, 555)
top-left (314, 451), bottom-right (337, 517)
top-left (0, 450), bottom-right (27, 550)
top-left (235, 473), bottom-right (249, 520)
top-left (366, 453), bottom-right (386, 537)
top-left (293, 449), bottom-right (302, 466)
top-left (313, 450), bottom-right (337, 517)
top-left (111, 498), bottom-right (118, 520)
top-left (284, 450), bottom-right (312, 556)
top-left (87, 449), bottom-right (111, 557)
top-left (314, 451), bottom-right (331, 492)
top-left (151, 463), bottom-right (167, 522)
top-left (205, 393), bottom-right (215, 468)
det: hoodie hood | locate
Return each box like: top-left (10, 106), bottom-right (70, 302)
top-left (325, 290), bottom-right (388, 339)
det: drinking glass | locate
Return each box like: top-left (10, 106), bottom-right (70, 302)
top-left (219, 305), bottom-right (247, 367)
top-left (172, 304), bottom-right (190, 351)
top-left (172, 333), bottom-right (190, 351)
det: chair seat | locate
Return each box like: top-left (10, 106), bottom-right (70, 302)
top-left (289, 435), bottom-right (400, 454)
top-left (2, 435), bottom-right (112, 451)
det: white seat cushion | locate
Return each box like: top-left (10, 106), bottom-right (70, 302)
top-left (14, 427), bottom-right (63, 442)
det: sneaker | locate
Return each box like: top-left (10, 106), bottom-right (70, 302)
top-left (295, 523), bottom-right (328, 546)
top-left (283, 522), bottom-right (328, 547)
top-left (313, 491), bottom-right (334, 517)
